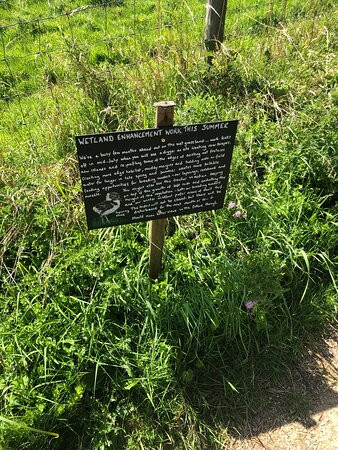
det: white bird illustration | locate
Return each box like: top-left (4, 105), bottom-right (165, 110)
top-left (93, 192), bottom-right (121, 223)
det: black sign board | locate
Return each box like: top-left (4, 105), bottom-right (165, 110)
top-left (75, 121), bottom-right (238, 230)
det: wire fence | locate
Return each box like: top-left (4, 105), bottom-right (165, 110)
top-left (0, 4), bottom-right (206, 57)
top-left (0, 1), bottom-right (197, 128)
top-left (0, 0), bottom-right (305, 132)
top-left (0, 1), bottom-right (286, 61)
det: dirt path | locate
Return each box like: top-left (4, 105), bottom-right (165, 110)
top-left (230, 332), bottom-right (338, 450)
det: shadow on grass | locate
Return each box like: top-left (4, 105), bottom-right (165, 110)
top-left (49, 331), bottom-right (337, 450)
top-left (207, 331), bottom-right (338, 446)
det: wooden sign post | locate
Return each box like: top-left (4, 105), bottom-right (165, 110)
top-left (75, 111), bottom-right (238, 279)
top-left (149, 101), bottom-right (176, 279)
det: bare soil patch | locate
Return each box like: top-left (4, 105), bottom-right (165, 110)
top-left (230, 330), bottom-right (338, 450)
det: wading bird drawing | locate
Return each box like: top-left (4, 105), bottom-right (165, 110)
top-left (93, 192), bottom-right (121, 223)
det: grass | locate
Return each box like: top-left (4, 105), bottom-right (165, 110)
top-left (0, 0), bottom-right (337, 448)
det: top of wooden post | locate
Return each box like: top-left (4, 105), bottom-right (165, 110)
top-left (154, 101), bottom-right (176, 128)
top-left (153, 101), bottom-right (176, 108)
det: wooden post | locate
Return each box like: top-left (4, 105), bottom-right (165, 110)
top-left (149, 101), bottom-right (176, 279)
top-left (205, 0), bottom-right (228, 53)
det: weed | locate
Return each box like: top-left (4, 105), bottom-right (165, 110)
top-left (0, 0), bottom-right (337, 448)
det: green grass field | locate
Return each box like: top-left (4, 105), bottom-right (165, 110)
top-left (0, 0), bottom-right (337, 448)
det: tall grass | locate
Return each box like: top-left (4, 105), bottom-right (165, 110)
top-left (0, 0), bottom-right (337, 448)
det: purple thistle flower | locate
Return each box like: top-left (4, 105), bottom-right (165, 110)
top-left (233, 210), bottom-right (242, 218)
top-left (229, 202), bottom-right (236, 209)
top-left (245, 300), bottom-right (257, 310)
